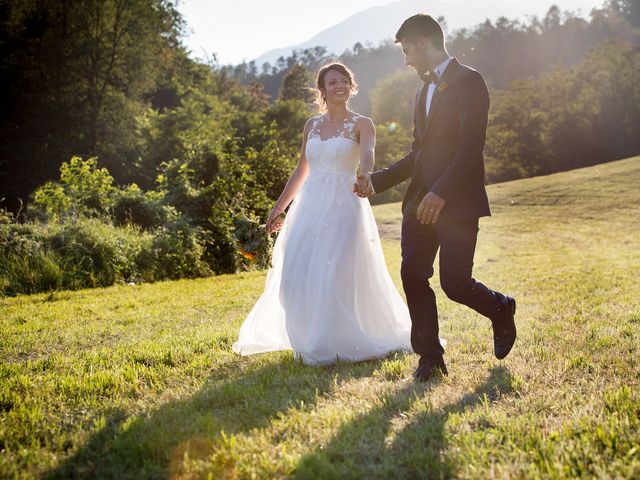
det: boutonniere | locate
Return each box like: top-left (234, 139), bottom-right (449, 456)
top-left (436, 81), bottom-right (448, 93)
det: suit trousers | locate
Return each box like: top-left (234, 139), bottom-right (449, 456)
top-left (400, 215), bottom-right (503, 359)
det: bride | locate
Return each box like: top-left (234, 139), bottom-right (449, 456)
top-left (232, 61), bottom-right (413, 366)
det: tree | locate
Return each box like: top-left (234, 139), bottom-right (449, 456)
top-left (608, 0), bottom-right (640, 27)
top-left (369, 69), bottom-right (421, 127)
top-left (0, 0), bottom-right (184, 211)
top-left (279, 64), bottom-right (314, 102)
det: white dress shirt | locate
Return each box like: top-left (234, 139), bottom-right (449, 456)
top-left (426, 56), bottom-right (453, 116)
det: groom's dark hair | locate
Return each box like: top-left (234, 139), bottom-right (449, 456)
top-left (395, 14), bottom-right (445, 51)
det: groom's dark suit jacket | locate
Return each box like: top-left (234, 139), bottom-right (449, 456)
top-left (371, 57), bottom-right (491, 220)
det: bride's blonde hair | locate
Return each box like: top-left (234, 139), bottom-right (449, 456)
top-left (314, 61), bottom-right (359, 114)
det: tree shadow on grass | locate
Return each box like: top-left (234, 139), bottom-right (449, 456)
top-left (45, 352), bottom-right (401, 479)
top-left (293, 366), bottom-right (516, 479)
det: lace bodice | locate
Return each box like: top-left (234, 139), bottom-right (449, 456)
top-left (305, 113), bottom-right (363, 175)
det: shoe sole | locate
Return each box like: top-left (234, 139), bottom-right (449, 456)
top-left (413, 366), bottom-right (448, 382)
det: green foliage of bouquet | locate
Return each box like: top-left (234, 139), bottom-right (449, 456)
top-left (232, 213), bottom-right (276, 270)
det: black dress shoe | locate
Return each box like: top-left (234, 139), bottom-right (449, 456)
top-left (413, 357), bottom-right (448, 382)
top-left (492, 295), bottom-right (517, 359)
top-left (412, 355), bottom-right (443, 377)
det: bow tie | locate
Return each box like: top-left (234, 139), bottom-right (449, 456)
top-left (419, 70), bottom-right (438, 85)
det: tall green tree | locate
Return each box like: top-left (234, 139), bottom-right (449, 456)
top-left (279, 64), bottom-right (314, 102)
top-left (0, 0), bottom-right (184, 211)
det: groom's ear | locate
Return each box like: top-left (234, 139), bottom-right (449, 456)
top-left (415, 36), bottom-right (429, 51)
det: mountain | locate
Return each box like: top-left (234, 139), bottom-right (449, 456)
top-left (253, 0), bottom-right (601, 66)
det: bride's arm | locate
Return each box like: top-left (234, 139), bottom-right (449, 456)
top-left (354, 117), bottom-right (376, 196)
top-left (266, 118), bottom-right (312, 233)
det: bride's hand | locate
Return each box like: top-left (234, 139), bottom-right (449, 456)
top-left (353, 173), bottom-right (373, 198)
top-left (266, 206), bottom-right (285, 234)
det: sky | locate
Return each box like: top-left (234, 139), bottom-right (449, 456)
top-left (177, 0), bottom-right (390, 65)
top-left (177, 0), bottom-right (603, 66)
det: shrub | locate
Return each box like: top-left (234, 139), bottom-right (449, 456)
top-left (0, 213), bottom-right (218, 296)
top-left (44, 218), bottom-right (152, 289)
top-left (149, 218), bottom-right (212, 280)
top-left (112, 184), bottom-right (172, 230)
top-left (0, 221), bottom-right (64, 296)
top-left (30, 156), bottom-right (117, 221)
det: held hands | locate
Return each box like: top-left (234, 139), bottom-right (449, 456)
top-left (353, 173), bottom-right (373, 198)
top-left (417, 192), bottom-right (445, 224)
top-left (266, 206), bottom-right (285, 234)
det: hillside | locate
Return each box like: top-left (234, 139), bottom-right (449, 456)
top-left (1, 157), bottom-right (639, 478)
top-left (253, 0), bottom-right (600, 66)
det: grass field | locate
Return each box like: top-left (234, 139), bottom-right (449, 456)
top-left (1, 157), bottom-right (639, 479)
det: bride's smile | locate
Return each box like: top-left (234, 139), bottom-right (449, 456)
top-left (323, 70), bottom-right (353, 106)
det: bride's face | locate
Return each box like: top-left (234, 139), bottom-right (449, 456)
top-left (322, 70), bottom-right (351, 105)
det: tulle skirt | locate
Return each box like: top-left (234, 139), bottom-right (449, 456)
top-left (232, 171), bottom-right (414, 366)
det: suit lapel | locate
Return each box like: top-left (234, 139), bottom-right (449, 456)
top-left (415, 84), bottom-right (428, 144)
top-left (421, 57), bottom-right (460, 140)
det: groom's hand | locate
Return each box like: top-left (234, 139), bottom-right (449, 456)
top-left (353, 173), bottom-right (373, 198)
top-left (417, 192), bottom-right (445, 224)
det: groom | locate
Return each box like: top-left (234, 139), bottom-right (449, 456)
top-left (355, 14), bottom-right (516, 382)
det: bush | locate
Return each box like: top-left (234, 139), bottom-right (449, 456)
top-left (0, 221), bottom-right (64, 296)
top-left (44, 218), bottom-right (153, 290)
top-left (0, 213), bottom-right (220, 296)
top-left (30, 156), bottom-right (117, 221)
top-left (112, 184), bottom-right (172, 230)
top-left (149, 218), bottom-right (212, 280)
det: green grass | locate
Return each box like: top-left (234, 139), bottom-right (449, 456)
top-left (2, 157), bottom-right (639, 479)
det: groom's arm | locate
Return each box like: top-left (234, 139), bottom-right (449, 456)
top-left (369, 89), bottom-right (421, 194)
top-left (429, 71), bottom-right (490, 202)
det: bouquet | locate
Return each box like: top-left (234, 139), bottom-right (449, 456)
top-left (232, 212), bottom-right (276, 270)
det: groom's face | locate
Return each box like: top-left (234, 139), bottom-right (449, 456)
top-left (400, 38), bottom-right (429, 74)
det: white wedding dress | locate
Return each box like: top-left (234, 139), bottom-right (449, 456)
top-left (232, 113), bottom-right (413, 366)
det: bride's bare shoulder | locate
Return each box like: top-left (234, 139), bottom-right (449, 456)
top-left (304, 114), bottom-right (323, 128)
top-left (350, 111), bottom-right (372, 122)
top-left (351, 112), bottom-right (375, 130)
top-left (302, 115), bottom-right (321, 134)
